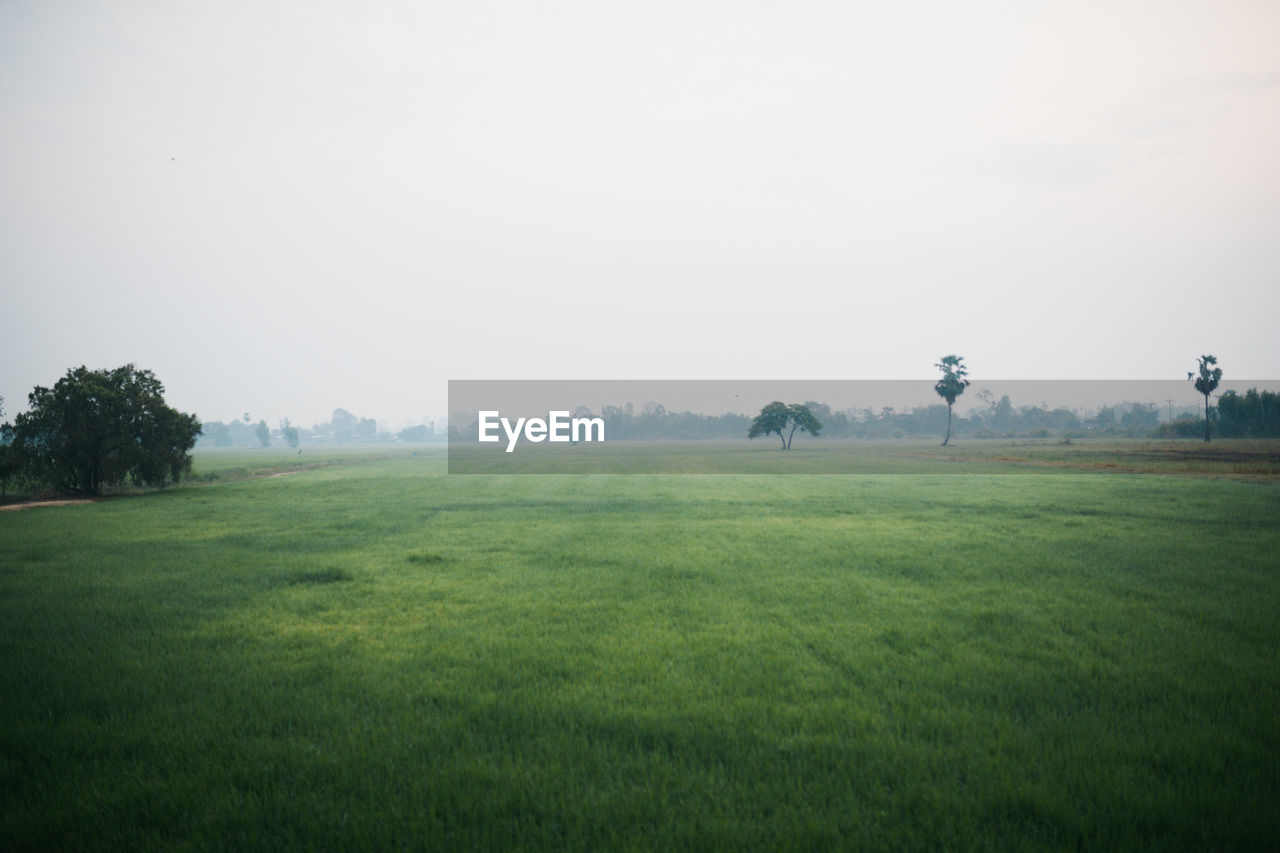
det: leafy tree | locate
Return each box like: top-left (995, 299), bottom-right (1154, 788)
top-left (784, 403), bottom-right (823, 448)
top-left (330, 408), bottom-right (357, 442)
top-left (199, 420), bottom-right (233, 447)
top-left (1215, 388), bottom-right (1280, 438)
top-left (0, 432), bottom-right (16, 499)
top-left (748, 402), bottom-right (823, 449)
top-left (1189, 355), bottom-right (1222, 442)
top-left (1120, 403), bottom-right (1159, 432)
top-left (255, 419), bottom-right (271, 448)
top-left (9, 365), bottom-right (199, 495)
top-left (1094, 405), bottom-right (1117, 431)
top-left (0, 397), bottom-right (19, 499)
top-left (398, 424), bottom-right (436, 442)
top-left (990, 395), bottom-right (1014, 433)
top-left (748, 401), bottom-right (791, 448)
top-left (279, 418), bottom-right (300, 449)
top-left (934, 354), bottom-right (970, 446)
top-left (131, 404), bottom-right (202, 487)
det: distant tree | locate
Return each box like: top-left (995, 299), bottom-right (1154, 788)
top-left (748, 402), bottom-right (823, 449)
top-left (1216, 388), bottom-right (1280, 437)
top-left (327, 408), bottom-right (355, 442)
top-left (0, 397), bottom-right (18, 498)
top-left (200, 420), bottom-right (233, 447)
top-left (748, 401), bottom-right (791, 448)
top-left (279, 418), bottom-right (299, 449)
top-left (398, 424), bottom-right (435, 443)
top-left (0, 426), bottom-right (17, 499)
top-left (1120, 403), bottom-right (1159, 432)
top-left (255, 419), bottom-right (271, 448)
top-left (1094, 405), bottom-right (1117, 431)
top-left (1190, 355), bottom-right (1222, 442)
top-left (785, 403), bottom-right (823, 448)
top-left (991, 395), bottom-right (1014, 433)
top-left (805, 400), bottom-right (852, 437)
top-left (934, 354), bottom-right (970, 446)
top-left (9, 365), bottom-right (199, 495)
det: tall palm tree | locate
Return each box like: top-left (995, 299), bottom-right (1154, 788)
top-left (934, 355), bottom-right (970, 447)
top-left (1191, 354), bottom-right (1222, 443)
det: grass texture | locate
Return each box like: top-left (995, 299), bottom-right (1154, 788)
top-left (2, 447), bottom-right (1278, 849)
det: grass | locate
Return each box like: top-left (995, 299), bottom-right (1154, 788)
top-left (2, 444), bottom-right (1278, 849)
top-left (180, 445), bottom-right (420, 482)
top-left (448, 436), bottom-right (1280, 477)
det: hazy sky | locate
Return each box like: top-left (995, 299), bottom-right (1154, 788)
top-left (3, 0), bottom-right (1278, 427)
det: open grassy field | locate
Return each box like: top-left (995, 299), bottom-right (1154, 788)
top-left (2, 443), bottom-right (1279, 849)
top-left (448, 436), bottom-right (1280, 476)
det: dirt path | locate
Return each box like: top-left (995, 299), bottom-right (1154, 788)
top-left (0, 498), bottom-right (102, 512)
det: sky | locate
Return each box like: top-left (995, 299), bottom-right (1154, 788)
top-left (2, 0), bottom-right (1278, 428)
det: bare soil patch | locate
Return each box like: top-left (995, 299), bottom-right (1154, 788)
top-left (0, 498), bottom-right (102, 512)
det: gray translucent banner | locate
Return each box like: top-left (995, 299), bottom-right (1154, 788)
top-left (447, 379), bottom-right (1280, 474)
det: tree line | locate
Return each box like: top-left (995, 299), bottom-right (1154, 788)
top-left (451, 390), bottom-right (1228, 447)
top-left (1159, 387), bottom-right (1280, 439)
top-left (447, 353), bottom-right (1275, 449)
top-left (2, 354), bottom-right (1276, 496)
top-left (198, 408), bottom-right (444, 448)
top-left (745, 353), bottom-right (1269, 447)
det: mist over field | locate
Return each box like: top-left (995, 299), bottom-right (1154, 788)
top-left (3, 2), bottom-right (1280, 849)
top-left (2, 0), bottom-right (1279, 425)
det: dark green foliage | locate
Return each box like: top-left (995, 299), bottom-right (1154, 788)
top-left (9, 364), bottom-right (199, 495)
top-left (1157, 417), bottom-right (1208, 438)
top-left (1215, 388), bottom-right (1280, 437)
top-left (0, 444), bottom-right (16, 499)
top-left (0, 405), bottom-right (19, 499)
top-left (748, 401), bottom-right (791, 448)
top-left (785, 402), bottom-right (823, 447)
top-left (934, 354), bottom-right (970, 446)
top-left (748, 402), bottom-right (823, 449)
top-left (1190, 355), bottom-right (1222, 442)
top-left (1166, 387), bottom-right (1280, 440)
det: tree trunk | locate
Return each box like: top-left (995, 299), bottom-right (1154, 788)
top-left (942, 404), bottom-right (953, 447)
top-left (786, 424), bottom-right (799, 449)
top-left (1204, 394), bottom-right (1211, 442)
top-left (777, 430), bottom-right (785, 449)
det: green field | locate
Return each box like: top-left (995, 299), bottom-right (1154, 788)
top-left (3, 444), bottom-right (1279, 849)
